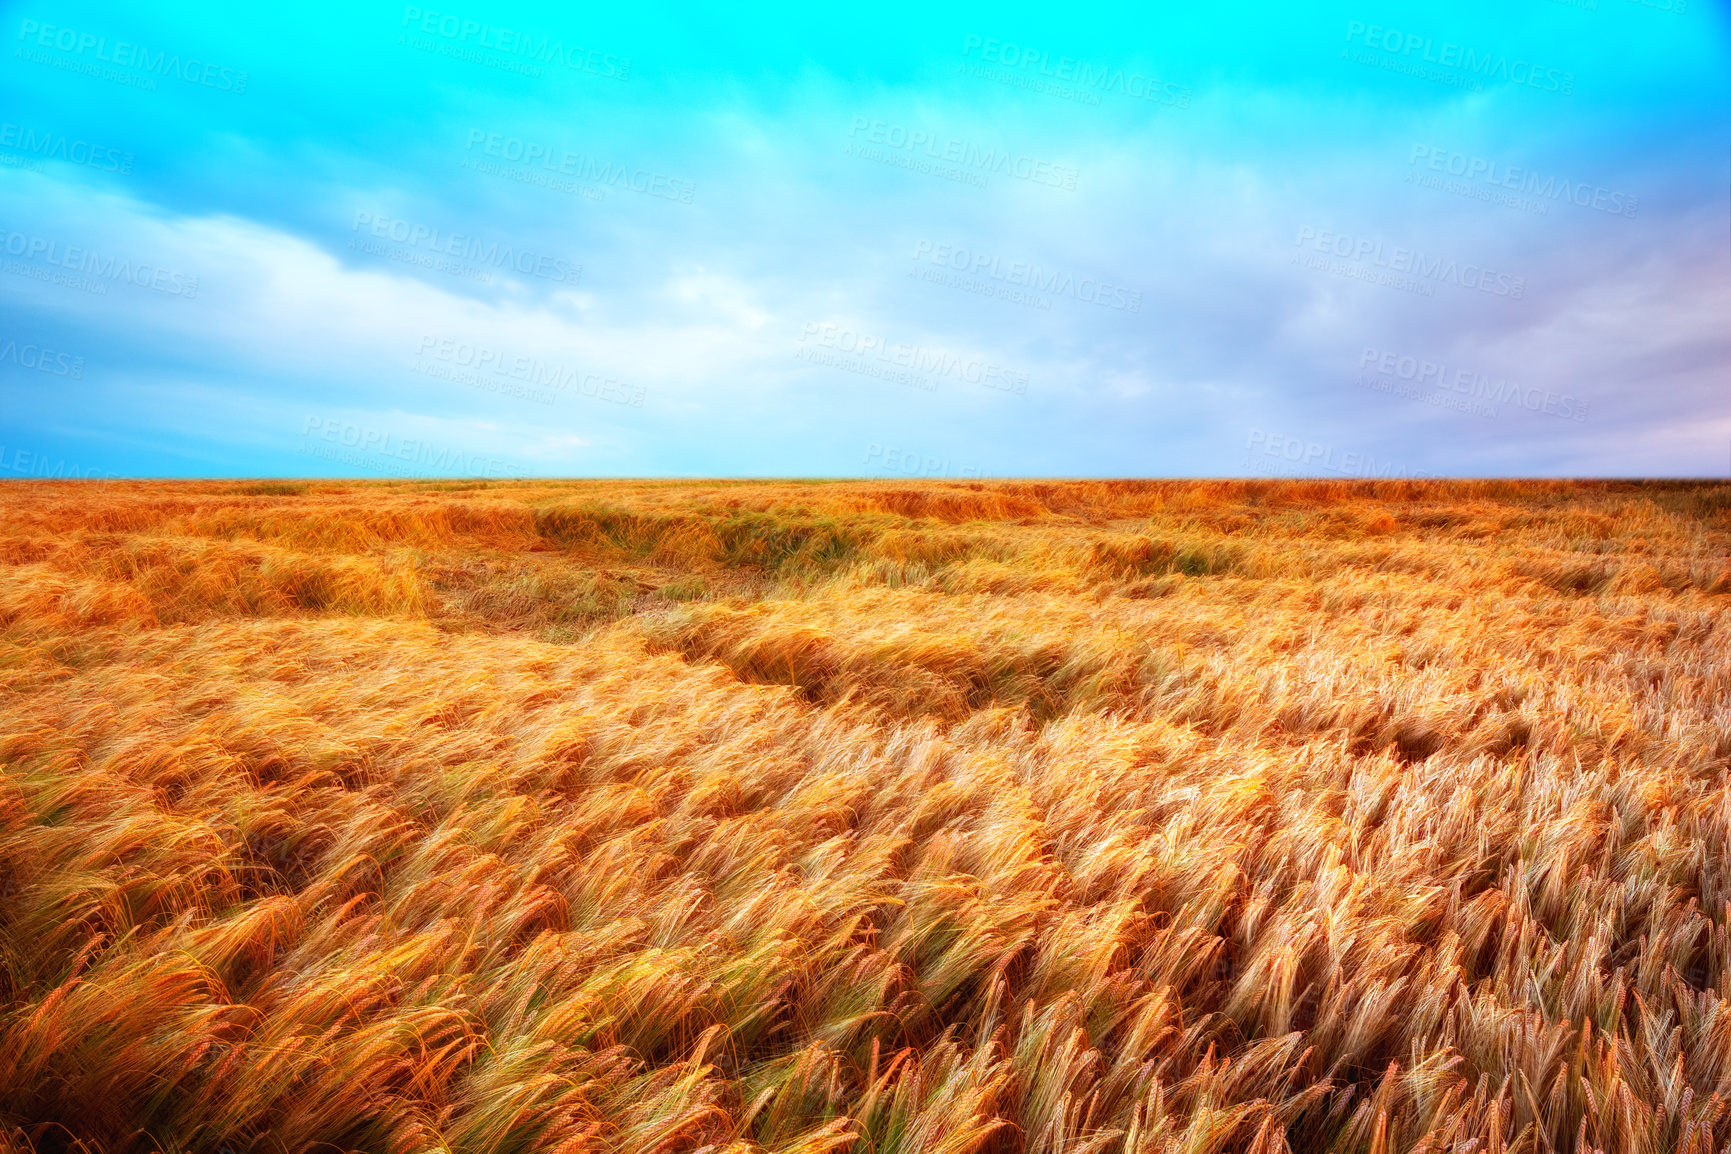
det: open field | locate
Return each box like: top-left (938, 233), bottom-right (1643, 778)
top-left (2, 478), bottom-right (1730, 1154)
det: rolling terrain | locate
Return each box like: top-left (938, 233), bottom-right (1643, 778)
top-left (1, 478), bottom-right (1729, 1154)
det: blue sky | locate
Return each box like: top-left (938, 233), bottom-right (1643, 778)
top-left (0, 0), bottom-right (1727, 478)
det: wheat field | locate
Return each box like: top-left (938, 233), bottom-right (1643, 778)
top-left (1, 478), bottom-right (1728, 1154)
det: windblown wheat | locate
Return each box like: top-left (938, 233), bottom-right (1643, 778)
top-left (1, 478), bottom-right (1728, 1153)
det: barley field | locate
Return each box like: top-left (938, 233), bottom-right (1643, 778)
top-left (1, 479), bottom-right (1729, 1154)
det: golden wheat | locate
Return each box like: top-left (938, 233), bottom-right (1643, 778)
top-left (1, 479), bottom-right (1728, 1153)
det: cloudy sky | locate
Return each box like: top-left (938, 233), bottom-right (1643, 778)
top-left (0, 0), bottom-right (1727, 478)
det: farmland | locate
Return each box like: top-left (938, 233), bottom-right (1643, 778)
top-left (1, 479), bottom-right (1728, 1153)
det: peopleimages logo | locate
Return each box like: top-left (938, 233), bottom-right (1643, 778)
top-left (1294, 226), bottom-right (1524, 299)
top-left (864, 443), bottom-right (992, 479)
top-left (0, 228), bottom-right (199, 298)
top-left (845, 119), bottom-right (1079, 191)
top-left (797, 322), bottom-right (1029, 395)
top-left (0, 338), bottom-right (83, 378)
top-left (399, 7), bottom-right (630, 80)
top-left (1343, 21), bottom-right (1574, 96)
top-left (0, 444), bottom-right (114, 478)
top-left (414, 335), bottom-right (646, 408)
top-left (1245, 429), bottom-right (1437, 479)
top-left (0, 122), bottom-right (132, 174)
top-left (300, 416), bottom-right (528, 479)
top-left (462, 130), bottom-right (695, 204)
top-left (15, 19), bottom-right (249, 93)
top-left (351, 212), bottom-right (582, 284)
top-left (959, 34), bottom-right (1191, 109)
top-left (911, 241), bottom-right (1141, 312)
top-left (1407, 145), bottom-right (1637, 219)
top-left (1358, 347), bottom-right (1589, 422)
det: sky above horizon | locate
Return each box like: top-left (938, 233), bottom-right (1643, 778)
top-left (0, 0), bottom-right (1727, 480)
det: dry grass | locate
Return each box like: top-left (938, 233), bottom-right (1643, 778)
top-left (1, 478), bottom-right (1729, 1154)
